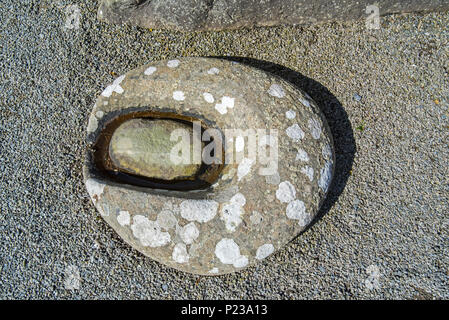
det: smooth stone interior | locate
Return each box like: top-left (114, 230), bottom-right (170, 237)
top-left (109, 118), bottom-right (202, 180)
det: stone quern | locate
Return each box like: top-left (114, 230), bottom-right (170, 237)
top-left (84, 57), bottom-right (335, 275)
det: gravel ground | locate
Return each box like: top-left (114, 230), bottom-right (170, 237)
top-left (0, 1), bottom-right (448, 299)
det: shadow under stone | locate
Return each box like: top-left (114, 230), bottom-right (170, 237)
top-left (212, 56), bottom-right (356, 233)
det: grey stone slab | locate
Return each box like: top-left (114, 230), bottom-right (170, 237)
top-left (98, 0), bottom-right (449, 31)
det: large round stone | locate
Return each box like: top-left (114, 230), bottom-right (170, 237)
top-left (84, 57), bottom-right (335, 275)
top-left (109, 118), bottom-right (202, 180)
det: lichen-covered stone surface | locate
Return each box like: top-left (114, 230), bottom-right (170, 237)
top-left (97, 0), bottom-right (449, 31)
top-left (84, 57), bottom-right (334, 275)
top-left (109, 118), bottom-right (202, 180)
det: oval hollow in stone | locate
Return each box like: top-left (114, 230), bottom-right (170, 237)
top-left (109, 118), bottom-right (202, 180)
top-left (91, 110), bottom-right (224, 191)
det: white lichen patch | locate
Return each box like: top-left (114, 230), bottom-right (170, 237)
top-left (237, 157), bottom-right (254, 181)
top-left (301, 166), bottom-right (314, 182)
top-left (87, 109), bottom-right (105, 133)
top-left (162, 201), bottom-right (179, 212)
top-left (144, 66), bottom-right (157, 75)
top-left (101, 75), bottom-right (125, 97)
top-left (208, 267), bottom-right (219, 274)
top-left (265, 171), bottom-right (280, 185)
top-left (215, 238), bottom-right (248, 268)
top-left (286, 199), bottom-right (305, 219)
top-left (215, 96), bottom-right (235, 114)
top-left (203, 92), bottom-right (214, 103)
top-left (299, 98), bottom-right (311, 108)
top-left (131, 215), bottom-right (170, 247)
top-left (172, 243), bottom-right (189, 264)
top-left (85, 178), bottom-right (106, 204)
top-left (220, 193), bottom-right (246, 233)
top-left (250, 211), bottom-right (263, 225)
top-left (179, 199), bottom-right (219, 223)
top-left (276, 181), bottom-right (296, 203)
top-left (268, 84), bottom-right (285, 98)
top-left (87, 113), bottom-right (99, 133)
top-left (117, 210), bottom-right (130, 226)
top-left (286, 200), bottom-right (311, 227)
top-left (256, 244), bottom-right (274, 260)
top-left (322, 144), bottom-right (333, 161)
top-left (233, 255), bottom-right (248, 268)
top-left (286, 124), bottom-right (305, 141)
top-left (296, 148), bottom-right (309, 162)
top-left (167, 59), bottom-right (180, 68)
top-left (285, 110), bottom-right (296, 119)
top-left (156, 209), bottom-right (177, 230)
top-left (207, 67), bottom-right (220, 75)
top-left (308, 118), bottom-right (322, 139)
top-left (319, 161), bottom-right (333, 193)
top-left (173, 91), bottom-right (185, 101)
top-left (179, 222), bottom-right (199, 244)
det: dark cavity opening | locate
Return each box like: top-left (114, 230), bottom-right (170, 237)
top-left (92, 111), bottom-right (224, 191)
